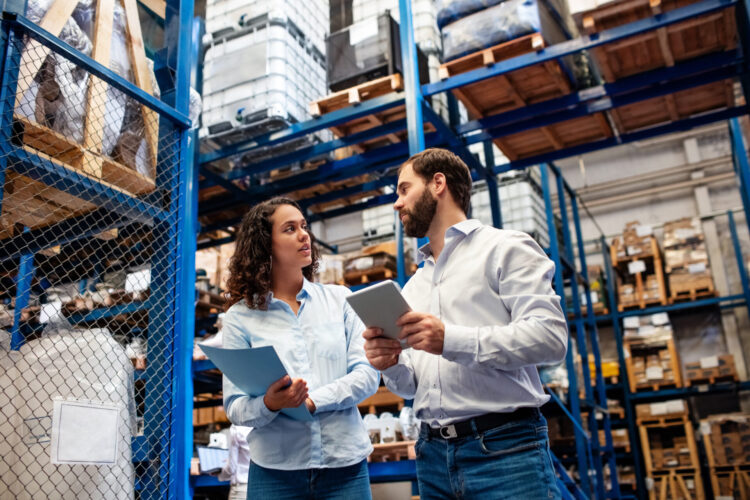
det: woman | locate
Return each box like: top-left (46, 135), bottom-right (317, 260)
top-left (222, 197), bottom-right (379, 499)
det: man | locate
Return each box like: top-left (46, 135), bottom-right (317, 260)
top-left (363, 148), bottom-right (568, 499)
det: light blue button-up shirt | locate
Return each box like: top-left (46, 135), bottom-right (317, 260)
top-left (222, 279), bottom-right (379, 470)
top-left (382, 219), bottom-right (568, 428)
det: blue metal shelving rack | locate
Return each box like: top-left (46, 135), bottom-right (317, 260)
top-left (0, 0), bottom-right (195, 496)
top-left (193, 0), bottom-right (750, 497)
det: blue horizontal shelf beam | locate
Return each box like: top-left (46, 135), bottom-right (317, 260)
top-left (7, 147), bottom-right (167, 222)
top-left (192, 359), bottom-right (217, 373)
top-left (0, 207), bottom-right (132, 263)
top-left (421, 0), bottom-right (735, 98)
top-left (190, 475), bottom-right (230, 488)
top-left (368, 460), bottom-right (417, 483)
top-left (200, 119), bottom-right (409, 185)
top-left (67, 300), bottom-right (151, 323)
top-left (594, 293), bottom-right (747, 322)
top-left (630, 380), bottom-right (750, 402)
top-left (456, 50), bottom-right (739, 137)
top-left (308, 192), bottom-right (398, 222)
top-left (6, 16), bottom-right (190, 127)
top-left (492, 105), bottom-right (750, 173)
top-left (196, 235), bottom-right (234, 250)
top-left (467, 64), bottom-right (741, 146)
top-left (300, 175), bottom-right (398, 210)
top-left (199, 92), bottom-right (406, 165)
top-left (199, 166), bottom-right (247, 198)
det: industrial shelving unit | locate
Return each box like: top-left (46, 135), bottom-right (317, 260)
top-left (192, 0), bottom-right (750, 498)
top-left (0, 0), bottom-right (196, 496)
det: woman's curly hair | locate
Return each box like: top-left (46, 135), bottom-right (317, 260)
top-left (224, 197), bottom-right (319, 310)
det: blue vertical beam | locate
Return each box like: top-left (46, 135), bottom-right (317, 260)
top-left (601, 236), bottom-right (645, 499)
top-left (728, 211), bottom-right (750, 320)
top-left (540, 164), bottom-right (591, 497)
top-left (551, 165), bottom-right (605, 500)
top-left (483, 141), bottom-right (502, 228)
top-left (11, 244), bottom-right (33, 350)
top-left (396, 211), bottom-right (407, 287)
top-left (398, 0), bottom-right (425, 153)
top-left (729, 118), bottom-right (750, 238)
top-left (569, 193), bottom-right (620, 499)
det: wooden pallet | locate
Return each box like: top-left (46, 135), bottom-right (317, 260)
top-left (344, 266), bottom-right (396, 285)
top-left (359, 387), bottom-right (405, 415)
top-left (669, 275), bottom-right (716, 303)
top-left (686, 373), bottom-right (739, 386)
top-left (711, 465), bottom-right (750, 500)
top-left (625, 337), bottom-right (683, 392)
top-left (638, 414), bottom-right (690, 427)
top-left (649, 469), bottom-right (705, 500)
top-left (578, 0), bottom-right (736, 83)
top-left (308, 74), bottom-right (434, 154)
top-left (614, 237), bottom-right (669, 310)
top-left (640, 416), bottom-right (701, 481)
top-left (438, 33), bottom-right (613, 161)
top-left (368, 440), bottom-right (416, 463)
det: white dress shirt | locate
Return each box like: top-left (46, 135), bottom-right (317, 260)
top-left (223, 279), bottom-right (379, 470)
top-left (218, 425), bottom-right (251, 485)
top-left (382, 219), bottom-right (568, 428)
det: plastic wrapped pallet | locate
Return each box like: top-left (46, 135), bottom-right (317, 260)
top-left (352, 0), bottom-right (442, 54)
top-left (200, 20), bottom-right (327, 142)
top-left (440, 0), bottom-right (569, 61)
top-left (435, 0), bottom-right (505, 28)
top-left (205, 0), bottom-right (329, 53)
top-left (3, 327), bottom-right (136, 499)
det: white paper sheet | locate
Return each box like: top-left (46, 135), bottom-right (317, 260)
top-left (50, 399), bottom-right (119, 465)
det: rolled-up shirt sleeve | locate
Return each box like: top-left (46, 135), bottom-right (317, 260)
top-left (308, 292), bottom-right (379, 413)
top-left (222, 313), bottom-right (279, 428)
top-left (442, 232), bottom-right (568, 371)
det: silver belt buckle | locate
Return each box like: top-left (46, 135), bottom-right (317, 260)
top-left (439, 424), bottom-right (458, 439)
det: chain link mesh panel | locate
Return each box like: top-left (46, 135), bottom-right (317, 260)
top-left (0, 16), bottom-right (186, 500)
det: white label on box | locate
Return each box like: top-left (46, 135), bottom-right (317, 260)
top-left (40, 301), bottom-right (63, 324)
top-left (125, 269), bottom-right (151, 293)
top-left (50, 399), bottom-right (119, 465)
top-left (638, 325), bottom-right (656, 336)
top-left (688, 262), bottom-right (707, 274)
top-left (666, 400), bottom-right (685, 413)
top-left (582, 291), bottom-right (599, 304)
top-left (700, 422), bottom-right (712, 435)
top-left (627, 246), bottom-right (643, 255)
top-left (646, 366), bottom-right (664, 380)
top-left (628, 260), bottom-right (646, 274)
top-left (623, 317), bottom-right (640, 329)
top-left (675, 228), bottom-right (696, 240)
top-left (349, 17), bottom-right (379, 45)
top-left (636, 225), bottom-right (653, 237)
top-left (651, 313), bottom-right (670, 326)
top-left (700, 355), bottom-right (719, 369)
top-left (650, 402), bottom-right (668, 415)
top-left (716, 497), bottom-right (733, 500)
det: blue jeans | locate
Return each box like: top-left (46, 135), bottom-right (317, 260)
top-left (246, 459), bottom-right (372, 500)
top-left (415, 412), bottom-right (561, 499)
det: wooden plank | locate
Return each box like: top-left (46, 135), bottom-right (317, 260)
top-left (16, 0), bottom-right (79, 106)
top-left (138, 0), bottom-right (166, 19)
top-left (122, 0), bottom-right (158, 179)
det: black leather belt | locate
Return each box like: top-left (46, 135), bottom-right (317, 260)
top-left (422, 407), bottom-right (540, 440)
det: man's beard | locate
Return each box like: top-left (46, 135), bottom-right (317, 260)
top-left (400, 188), bottom-right (437, 238)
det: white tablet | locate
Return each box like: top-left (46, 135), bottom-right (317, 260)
top-left (346, 280), bottom-right (411, 347)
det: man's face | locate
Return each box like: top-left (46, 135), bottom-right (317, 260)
top-left (394, 163), bottom-right (437, 238)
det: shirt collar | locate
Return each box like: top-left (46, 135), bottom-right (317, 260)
top-left (417, 219), bottom-right (483, 263)
top-left (266, 277), bottom-right (311, 305)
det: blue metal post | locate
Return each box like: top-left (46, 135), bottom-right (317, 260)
top-left (729, 118), bottom-right (750, 238)
top-left (483, 141), bottom-right (502, 228)
top-left (540, 164), bottom-right (592, 497)
top-left (728, 210), bottom-right (750, 320)
top-left (396, 212), bottom-right (407, 287)
top-left (11, 243), bottom-right (33, 351)
top-left (398, 0), bottom-right (425, 154)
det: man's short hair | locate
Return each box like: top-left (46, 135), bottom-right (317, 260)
top-left (400, 148), bottom-right (473, 215)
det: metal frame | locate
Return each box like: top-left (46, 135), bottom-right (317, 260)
top-left (190, 0), bottom-right (750, 496)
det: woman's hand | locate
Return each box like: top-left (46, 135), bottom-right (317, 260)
top-left (263, 375), bottom-right (308, 411)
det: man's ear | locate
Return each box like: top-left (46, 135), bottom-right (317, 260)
top-left (432, 172), bottom-right (447, 196)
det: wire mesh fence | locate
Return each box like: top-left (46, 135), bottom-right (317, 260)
top-left (0, 12), bottom-right (188, 499)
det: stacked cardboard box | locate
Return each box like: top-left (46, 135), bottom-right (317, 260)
top-left (649, 435), bottom-right (693, 469)
top-left (636, 400), bottom-right (688, 422)
top-left (700, 414), bottom-right (750, 465)
top-left (193, 394), bottom-right (230, 426)
top-left (685, 354), bottom-right (738, 384)
top-left (614, 221), bottom-right (657, 259)
top-left (623, 313), bottom-right (672, 340)
top-left (623, 314), bottom-right (681, 389)
top-left (663, 217), bottom-right (715, 296)
top-left (600, 428), bottom-right (630, 449)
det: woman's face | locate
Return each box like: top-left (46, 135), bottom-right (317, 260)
top-left (269, 204), bottom-right (312, 271)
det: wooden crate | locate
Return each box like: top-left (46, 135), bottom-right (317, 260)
top-left (639, 415), bottom-right (700, 475)
top-left (368, 440), bottom-right (416, 463)
top-left (625, 337), bottom-right (683, 392)
top-left (308, 74), bottom-right (434, 154)
top-left (613, 237), bottom-right (669, 311)
top-left (578, 0), bottom-right (736, 83)
top-left (709, 465), bottom-right (750, 500)
top-left (3, 0), bottom-right (159, 239)
top-left (437, 33), bottom-right (613, 161)
top-left (668, 272), bottom-right (716, 303)
top-left (649, 469), bottom-right (705, 500)
top-left (358, 387), bottom-right (405, 415)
